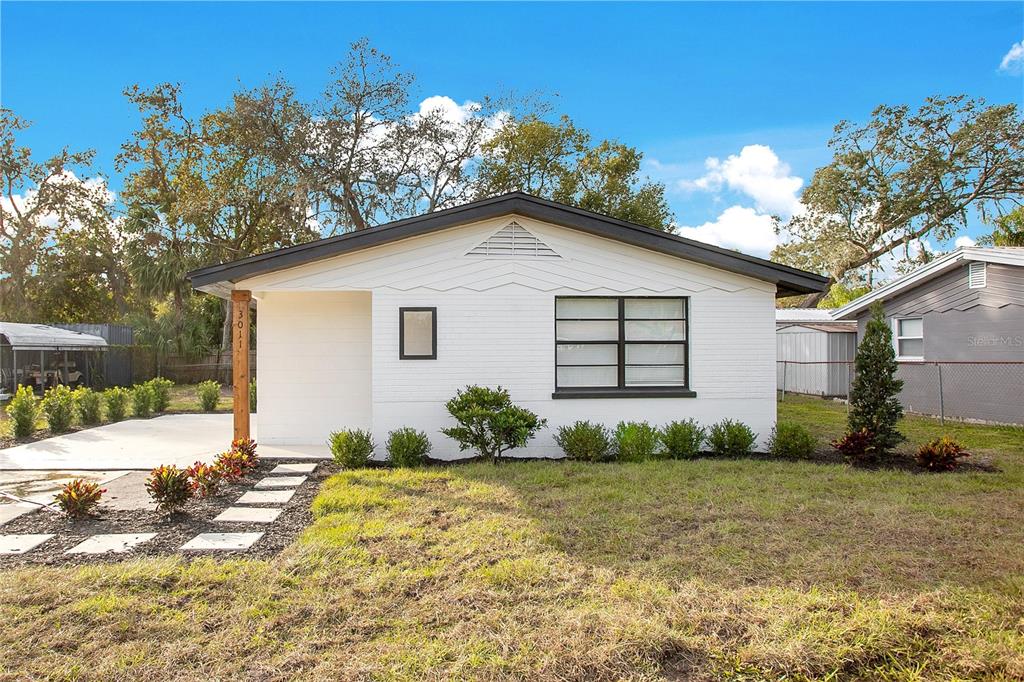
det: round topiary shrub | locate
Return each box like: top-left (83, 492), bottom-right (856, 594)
top-left (707, 419), bottom-right (756, 457)
top-left (614, 421), bottom-right (661, 462)
top-left (767, 421), bottom-right (817, 459)
top-left (330, 429), bottom-right (375, 469)
top-left (554, 421), bottom-right (613, 462)
top-left (661, 419), bottom-right (706, 459)
top-left (386, 427), bottom-right (432, 467)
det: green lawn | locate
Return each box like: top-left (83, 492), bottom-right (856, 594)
top-left (1, 397), bottom-right (1022, 679)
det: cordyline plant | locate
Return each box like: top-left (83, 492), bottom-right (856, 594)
top-left (441, 385), bottom-right (546, 463)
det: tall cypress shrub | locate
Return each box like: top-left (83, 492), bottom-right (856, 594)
top-left (848, 302), bottom-right (905, 454)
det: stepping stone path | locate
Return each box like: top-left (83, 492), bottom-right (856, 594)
top-left (255, 476), bottom-right (306, 489)
top-left (270, 463), bottom-right (317, 474)
top-left (237, 489), bottom-right (295, 505)
top-left (0, 534), bottom-right (54, 555)
top-left (2, 464), bottom-right (314, 557)
top-left (66, 533), bottom-right (157, 555)
top-left (181, 532), bottom-right (264, 551)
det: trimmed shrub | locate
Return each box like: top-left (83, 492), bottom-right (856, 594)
top-left (186, 461), bottom-right (223, 497)
top-left (41, 385), bottom-right (75, 434)
top-left (103, 387), bottom-right (130, 422)
top-left (249, 378), bottom-right (257, 412)
top-left (145, 465), bottom-right (192, 514)
top-left (441, 385), bottom-right (546, 463)
top-left (54, 479), bottom-right (105, 518)
top-left (707, 419), bottom-right (757, 457)
top-left (917, 436), bottom-right (970, 472)
top-left (147, 377), bottom-right (174, 412)
top-left (386, 427), bottom-right (432, 467)
top-left (768, 421), bottom-right (817, 459)
top-left (231, 437), bottom-right (259, 471)
top-left (330, 429), bottom-right (375, 469)
top-left (831, 428), bottom-right (878, 463)
top-left (73, 387), bottom-right (103, 426)
top-left (661, 419), bottom-right (705, 459)
top-left (131, 383), bottom-right (154, 418)
top-left (197, 380), bottom-right (221, 412)
top-left (6, 385), bottom-right (39, 438)
top-left (554, 421), bottom-right (614, 462)
top-left (614, 421), bottom-right (661, 462)
top-left (214, 450), bottom-right (250, 482)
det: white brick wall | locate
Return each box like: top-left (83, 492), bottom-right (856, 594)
top-left (243, 216), bottom-right (778, 455)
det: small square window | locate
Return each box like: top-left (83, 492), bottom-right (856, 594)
top-left (400, 307), bottom-right (436, 359)
top-left (894, 317), bottom-right (924, 361)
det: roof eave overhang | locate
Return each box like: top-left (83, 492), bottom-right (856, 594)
top-left (188, 193), bottom-right (829, 299)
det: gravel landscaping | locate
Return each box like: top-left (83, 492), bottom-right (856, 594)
top-left (0, 459), bottom-right (335, 566)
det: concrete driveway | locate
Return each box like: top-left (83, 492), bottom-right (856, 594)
top-left (0, 414), bottom-right (329, 471)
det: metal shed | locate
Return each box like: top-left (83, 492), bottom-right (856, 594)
top-left (0, 322), bottom-right (108, 399)
top-left (776, 310), bottom-right (857, 398)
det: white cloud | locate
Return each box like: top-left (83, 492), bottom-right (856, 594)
top-left (680, 144), bottom-right (804, 217)
top-left (955, 235), bottom-right (976, 248)
top-left (675, 205), bottom-right (779, 257)
top-left (999, 40), bottom-right (1024, 74)
top-left (415, 95), bottom-right (481, 125)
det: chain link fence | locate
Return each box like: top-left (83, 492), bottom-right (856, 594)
top-left (778, 360), bottom-right (1024, 426)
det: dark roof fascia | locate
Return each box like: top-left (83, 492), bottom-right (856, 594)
top-left (188, 193), bottom-right (829, 297)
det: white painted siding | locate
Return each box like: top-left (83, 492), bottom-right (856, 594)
top-left (242, 215), bottom-right (778, 456)
top-left (255, 291), bottom-right (371, 444)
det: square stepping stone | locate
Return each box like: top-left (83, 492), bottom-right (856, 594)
top-left (0, 534), bottom-right (54, 555)
top-left (254, 476), bottom-right (307, 489)
top-left (181, 532), bottom-right (263, 551)
top-left (237, 490), bottom-right (294, 505)
top-left (214, 506), bottom-right (282, 523)
top-left (66, 533), bottom-right (157, 555)
top-left (270, 463), bottom-right (317, 474)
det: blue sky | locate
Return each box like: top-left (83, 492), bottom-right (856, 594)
top-left (2, 1), bottom-right (1022, 258)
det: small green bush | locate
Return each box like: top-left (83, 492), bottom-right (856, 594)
top-left (441, 385), bottom-right (546, 463)
top-left (145, 465), bottom-right (192, 514)
top-left (661, 419), bottom-right (706, 459)
top-left (73, 387), bottom-right (103, 425)
top-left (614, 421), bottom-right (661, 462)
top-left (131, 383), bottom-right (154, 418)
top-left (103, 387), bottom-right (130, 422)
top-left (41, 385), bottom-right (75, 434)
top-left (54, 479), bottom-right (105, 518)
top-left (707, 419), bottom-right (757, 457)
top-left (197, 380), bottom-right (221, 412)
top-left (249, 378), bottom-right (257, 412)
top-left (554, 421), bottom-right (613, 462)
top-left (386, 427), bottom-right (432, 467)
top-left (329, 429), bottom-right (375, 468)
top-left (917, 436), bottom-right (970, 472)
top-left (6, 386), bottom-right (39, 438)
top-left (768, 421), bottom-right (816, 459)
top-left (147, 377), bottom-right (174, 412)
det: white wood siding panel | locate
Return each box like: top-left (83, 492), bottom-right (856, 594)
top-left (255, 292), bottom-right (372, 445)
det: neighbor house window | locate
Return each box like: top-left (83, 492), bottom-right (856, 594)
top-left (554, 297), bottom-right (690, 396)
top-left (894, 317), bottom-right (923, 360)
top-left (400, 307), bottom-right (436, 359)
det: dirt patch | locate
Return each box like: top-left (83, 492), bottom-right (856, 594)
top-left (0, 459), bottom-right (336, 566)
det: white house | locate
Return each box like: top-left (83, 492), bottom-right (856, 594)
top-left (189, 193), bottom-right (828, 458)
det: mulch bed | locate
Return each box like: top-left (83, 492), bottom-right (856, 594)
top-left (0, 459), bottom-right (337, 567)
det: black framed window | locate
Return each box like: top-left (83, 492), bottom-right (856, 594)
top-left (554, 297), bottom-right (691, 398)
top-left (399, 307), bottom-right (437, 359)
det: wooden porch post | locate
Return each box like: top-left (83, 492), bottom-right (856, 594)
top-left (231, 290), bottom-right (252, 441)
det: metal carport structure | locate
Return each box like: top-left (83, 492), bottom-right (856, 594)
top-left (0, 322), bottom-right (108, 399)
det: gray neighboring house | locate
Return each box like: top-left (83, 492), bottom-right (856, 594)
top-left (834, 247), bottom-right (1024, 425)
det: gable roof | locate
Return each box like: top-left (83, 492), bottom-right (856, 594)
top-left (833, 247), bottom-right (1024, 319)
top-left (188, 192), bottom-right (829, 298)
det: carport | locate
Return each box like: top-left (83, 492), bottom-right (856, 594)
top-left (0, 322), bottom-right (107, 399)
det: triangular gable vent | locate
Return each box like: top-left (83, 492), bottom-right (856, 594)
top-left (467, 221), bottom-right (560, 258)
